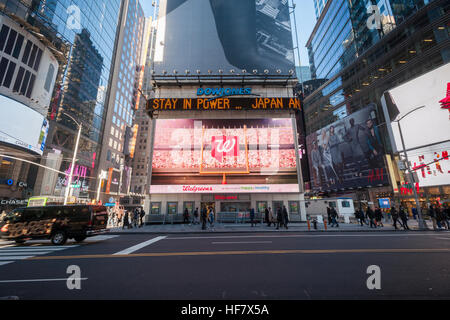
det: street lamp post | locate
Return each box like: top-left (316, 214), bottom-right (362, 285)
top-left (63, 112), bottom-right (82, 205)
top-left (394, 106), bottom-right (426, 230)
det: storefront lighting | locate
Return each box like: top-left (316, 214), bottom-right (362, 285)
top-left (264, 69), bottom-right (269, 74)
top-left (253, 69), bottom-right (258, 74)
top-left (399, 60), bottom-right (407, 64)
top-left (173, 70), bottom-right (178, 74)
top-left (241, 69), bottom-right (247, 74)
top-left (438, 26), bottom-right (445, 30)
top-left (378, 68), bottom-right (386, 71)
top-left (423, 39), bottom-right (433, 42)
top-left (362, 82), bottom-right (370, 86)
top-left (409, 50), bottom-right (416, 54)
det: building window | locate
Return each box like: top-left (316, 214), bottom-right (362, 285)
top-left (44, 64), bottom-right (55, 92)
top-left (167, 202), bottom-right (178, 215)
top-left (150, 202), bottom-right (161, 215)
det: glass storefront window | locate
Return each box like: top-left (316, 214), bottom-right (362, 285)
top-left (150, 202), bottom-right (161, 215)
top-left (167, 202), bottom-right (178, 215)
top-left (183, 202), bottom-right (194, 214)
top-left (257, 201), bottom-right (268, 214)
top-left (289, 201), bottom-right (300, 214)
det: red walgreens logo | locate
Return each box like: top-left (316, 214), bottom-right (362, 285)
top-left (439, 83), bottom-right (450, 118)
top-left (211, 136), bottom-right (239, 162)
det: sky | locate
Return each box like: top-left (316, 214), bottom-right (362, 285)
top-left (140, 0), bottom-right (316, 68)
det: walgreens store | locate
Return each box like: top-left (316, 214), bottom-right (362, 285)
top-left (146, 107), bottom-right (307, 223)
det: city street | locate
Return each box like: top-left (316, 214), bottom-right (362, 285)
top-left (0, 232), bottom-right (449, 300)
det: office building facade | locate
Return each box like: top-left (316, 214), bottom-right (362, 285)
top-left (304, 0), bottom-right (449, 210)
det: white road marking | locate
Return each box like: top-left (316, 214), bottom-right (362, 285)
top-left (0, 247), bottom-right (68, 251)
top-left (212, 241), bottom-right (273, 244)
top-left (434, 237), bottom-right (450, 240)
top-left (114, 236), bottom-right (167, 255)
top-left (0, 256), bottom-right (33, 261)
top-left (0, 262), bottom-right (13, 266)
top-left (0, 252), bottom-right (50, 256)
top-left (0, 278), bottom-right (88, 284)
top-left (85, 235), bottom-right (119, 242)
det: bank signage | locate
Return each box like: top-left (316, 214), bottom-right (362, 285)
top-left (150, 184), bottom-right (300, 194)
top-left (147, 97), bottom-right (301, 112)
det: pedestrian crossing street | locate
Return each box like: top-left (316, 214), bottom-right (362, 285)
top-left (0, 235), bottom-right (119, 267)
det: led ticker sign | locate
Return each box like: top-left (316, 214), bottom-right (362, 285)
top-left (146, 98), bottom-right (301, 112)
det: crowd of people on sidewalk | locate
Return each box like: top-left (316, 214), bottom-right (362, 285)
top-left (351, 202), bottom-right (450, 231)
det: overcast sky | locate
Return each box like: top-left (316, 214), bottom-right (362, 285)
top-left (140, 0), bottom-right (316, 68)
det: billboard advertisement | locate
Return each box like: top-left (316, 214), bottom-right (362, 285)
top-left (306, 104), bottom-right (389, 192)
top-left (381, 63), bottom-right (450, 187)
top-left (152, 118), bottom-right (299, 187)
top-left (0, 95), bottom-right (49, 155)
top-left (154, 0), bottom-right (295, 76)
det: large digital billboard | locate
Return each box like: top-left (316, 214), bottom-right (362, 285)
top-left (153, 0), bottom-right (295, 76)
top-left (381, 63), bottom-right (450, 187)
top-left (306, 104), bottom-right (389, 192)
top-left (152, 118), bottom-right (299, 186)
top-left (0, 95), bottom-right (49, 155)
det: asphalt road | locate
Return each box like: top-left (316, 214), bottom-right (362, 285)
top-left (0, 232), bottom-right (449, 300)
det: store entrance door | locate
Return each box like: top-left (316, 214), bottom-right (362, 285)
top-left (201, 202), bottom-right (215, 213)
top-left (273, 201), bottom-right (284, 213)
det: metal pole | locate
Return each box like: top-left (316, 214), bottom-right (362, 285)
top-left (64, 123), bottom-right (82, 205)
top-left (397, 121), bottom-right (425, 230)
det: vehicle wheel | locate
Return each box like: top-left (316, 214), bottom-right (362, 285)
top-left (74, 235), bottom-right (87, 243)
top-left (51, 230), bottom-right (67, 245)
top-left (15, 239), bottom-right (26, 244)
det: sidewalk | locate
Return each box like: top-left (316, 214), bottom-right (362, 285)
top-left (107, 219), bottom-right (442, 235)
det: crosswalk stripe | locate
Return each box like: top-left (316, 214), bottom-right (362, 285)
top-left (0, 247), bottom-right (69, 251)
top-left (0, 252), bottom-right (51, 256)
top-left (0, 256), bottom-right (33, 261)
top-left (0, 261), bottom-right (13, 266)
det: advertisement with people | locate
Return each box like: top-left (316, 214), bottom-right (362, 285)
top-left (306, 104), bottom-right (389, 191)
top-left (153, 0), bottom-right (295, 76)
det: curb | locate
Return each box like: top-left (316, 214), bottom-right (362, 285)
top-left (107, 228), bottom-right (436, 236)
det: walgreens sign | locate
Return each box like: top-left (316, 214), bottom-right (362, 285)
top-left (150, 184), bottom-right (300, 194)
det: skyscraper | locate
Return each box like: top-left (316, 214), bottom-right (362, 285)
top-left (313, 0), bottom-right (328, 19)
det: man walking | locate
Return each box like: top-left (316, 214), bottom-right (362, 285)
top-left (366, 207), bottom-right (376, 228)
top-left (201, 206), bottom-right (207, 230)
top-left (265, 207), bottom-right (270, 227)
top-left (139, 207), bottom-right (146, 228)
top-left (183, 207), bottom-right (190, 224)
top-left (193, 208), bottom-right (199, 225)
top-left (330, 206), bottom-right (339, 228)
top-left (391, 206), bottom-right (400, 230)
top-left (399, 205), bottom-right (409, 230)
top-left (250, 208), bottom-right (256, 227)
top-left (375, 206), bottom-right (383, 227)
top-left (276, 207), bottom-right (283, 230)
top-left (282, 205), bottom-right (289, 230)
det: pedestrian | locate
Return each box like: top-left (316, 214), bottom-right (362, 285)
top-left (139, 207), bottom-right (146, 228)
top-left (133, 207), bottom-right (139, 228)
top-left (208, 207), bottom-right (215, 230)
top-left (357, 209), bottom-right (365, 226)
top-left (194, 208), bottom-right (199, 225)
top-left (436, 206), bottom-right (446, 230)
top-left (282, 205), bottom-right (289, 229)
top-left (412, 207), bottom-right (418, 220)
top-left (270, 207), bottom-right (276, 227)
top-left (122, 210), bottom-right (131, 229)
top-left (399, 206), bottom-right (409, 230)
top-left (265, 207), bottom-right (270, 227)
top-left (327, 206), bottom-right (332, 225)
top-left (391, 206), bottom-right (400, 230)
top-left (428, 204), bottom-right (438, 230)
top-left (366, 207), bottom-right (376, 228)
top-left (330, 206), bottom-right (339, 227)
top-left (250, 208), bottom-right (255, 227)
top-left (201, 207), bottom-right (207, 230)
top-left (375, 207), bottom-right (383, 227)
top-left (276, 207), bottom-right (283, 230)
top-left (183, 207), bottom-right (190, 224)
